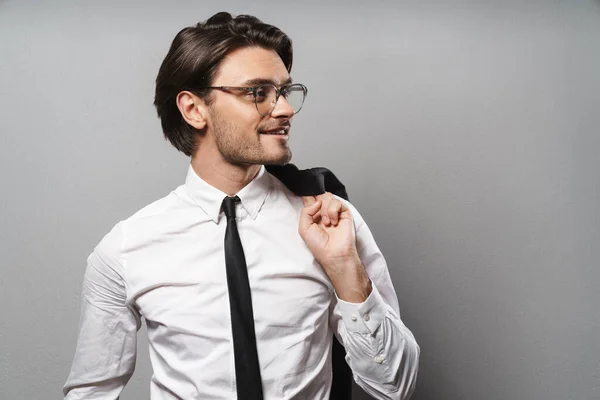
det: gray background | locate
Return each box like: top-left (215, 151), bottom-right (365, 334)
top-left (1, 0), bottom-right (599, 399)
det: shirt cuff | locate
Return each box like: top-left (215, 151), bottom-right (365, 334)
top-left (335, 283), bottom-right (386, 334)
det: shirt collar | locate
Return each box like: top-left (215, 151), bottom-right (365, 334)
top-left (184, 164), bottom-right (272, 223)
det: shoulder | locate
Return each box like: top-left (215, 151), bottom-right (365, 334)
top-left (126, 185), bottom-right (190, 221)
top-left (94, 185), bottom-right (195, 261)
top-left (265, 171), bottom-right (304, 208)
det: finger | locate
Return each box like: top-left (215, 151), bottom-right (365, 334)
top-left (305, 199), bottom-right (321, 217)
top-left (299, 199), bottom-right (322, 233)
top-left (302, 196), bottom-right (323, 219)
top-left (302, 196), bottom-right (317, 207)
top-left (327, 198), bottom-right (344, 226)
top-left (317, 193), bottom-right (334, 226)
top-left (322, 212), bottom-right (330, 227)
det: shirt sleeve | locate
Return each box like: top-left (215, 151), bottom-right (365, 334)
top-left (63, 222), bottom-right (140, 399)
top-left (329, 199), bottom-right (420, 400)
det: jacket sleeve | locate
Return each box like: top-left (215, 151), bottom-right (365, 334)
top-left (63, 223), bottom-right (140, 399)
top-left (329, 199), bottom-right (420, 400)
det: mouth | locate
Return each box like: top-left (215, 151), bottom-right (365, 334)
top-left (260, 126), bottom-right (290, 135)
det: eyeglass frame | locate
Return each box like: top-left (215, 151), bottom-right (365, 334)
top-left (200, 83), bottom-right (308, 116)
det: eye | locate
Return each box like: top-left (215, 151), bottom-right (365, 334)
top-left (254, 86), bottom-right (268, 102)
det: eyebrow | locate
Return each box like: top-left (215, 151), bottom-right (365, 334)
top-left (239, 77), bottom-right (293, 87)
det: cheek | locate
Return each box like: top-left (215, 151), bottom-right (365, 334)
top-left (213, 100), bottom-right (266, 139)
top-left (244, 116), bottom-right (267, 137)
top-left (230, 105), bottom-right (264, 133)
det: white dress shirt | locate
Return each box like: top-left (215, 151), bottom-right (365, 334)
top-left (63, 165), bottom-right (419, 400)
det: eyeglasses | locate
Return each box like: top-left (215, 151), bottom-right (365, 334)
top-left (203, 83), bottom-right (308, 116)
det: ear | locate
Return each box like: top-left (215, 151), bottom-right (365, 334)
top-left (176, 91), bottom-right (208, 130)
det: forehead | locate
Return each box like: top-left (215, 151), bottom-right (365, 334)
top-left (213, 46), bottom-right (290, 85)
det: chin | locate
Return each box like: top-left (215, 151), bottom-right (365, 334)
top-left (270, 150), bottom-right (292, 165)
top-left (259, 156), bottom-right (290, 166)
top-left (262, 159), bottom-right (289, 166)
top-left (255, 147), bottom-right (291, 166)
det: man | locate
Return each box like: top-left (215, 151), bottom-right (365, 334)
top-left (64, 12), bottom-right (419, 400)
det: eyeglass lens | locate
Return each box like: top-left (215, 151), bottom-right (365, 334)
top-left (255, 84), bottom-right (306, 116)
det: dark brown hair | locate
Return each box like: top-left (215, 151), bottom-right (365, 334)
top-left (153, 12), bottom-right (294, 156)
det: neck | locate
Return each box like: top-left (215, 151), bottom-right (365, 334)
top-left (191, 148), bottom-right (261, 197)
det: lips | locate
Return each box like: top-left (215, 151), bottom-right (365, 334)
top-left (260, 126), bottom-right (290, 135)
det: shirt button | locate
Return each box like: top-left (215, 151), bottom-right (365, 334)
top-left (351, 314), bottom-right (357, 321)
top-left (363, 313), bottom-right (370, 321)
top-left (374, 355), bottom-right (385, 364)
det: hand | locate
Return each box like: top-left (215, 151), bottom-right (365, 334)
top-left (299, 193), bottom-right (357, 267)
top-left (299, 193), bottom-right (371, 302)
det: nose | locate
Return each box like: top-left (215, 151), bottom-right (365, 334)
top-left (270, 95), bottom-right (295, 118)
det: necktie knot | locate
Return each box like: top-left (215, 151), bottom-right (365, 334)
top-left (222, 196), bottom-right (240, 220)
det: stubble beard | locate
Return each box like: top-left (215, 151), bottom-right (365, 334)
top-left (211, 109), bottom-right (292, 166)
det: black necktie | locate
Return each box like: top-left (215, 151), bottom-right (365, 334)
top-left (222, 196), bottom-right (263, 400)
top-left (265, 163), bottom-right (353, 400)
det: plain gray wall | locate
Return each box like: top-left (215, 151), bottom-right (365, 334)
top-left (1, 1), bottom-right (599, 399)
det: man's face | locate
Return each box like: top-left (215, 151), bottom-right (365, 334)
top-left (206, 46), bottom-right (295, 166)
